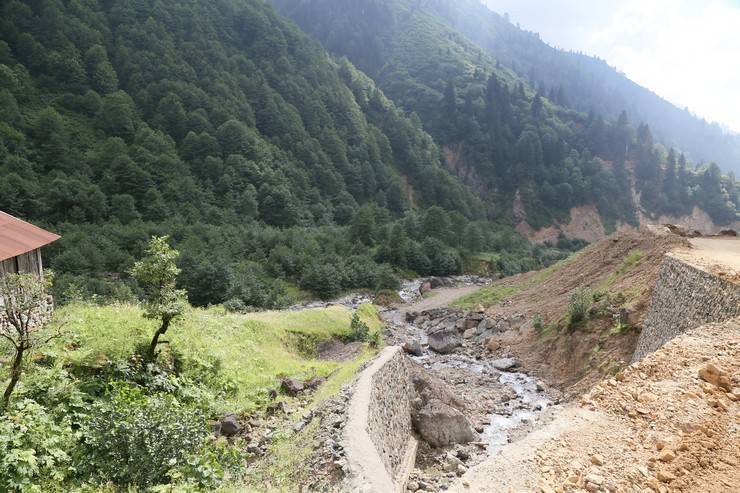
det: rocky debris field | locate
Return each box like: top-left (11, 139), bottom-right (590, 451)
top-left (453, 317), bottom-right (739, 493)
top-left (382, 301), bottom-right (561, 493)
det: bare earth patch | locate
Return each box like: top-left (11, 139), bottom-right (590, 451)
top-left (451, 317), bottom-right (740, 493)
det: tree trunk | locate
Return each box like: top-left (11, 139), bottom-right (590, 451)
top-left (146, 316), bottom-right (171, 361)
top-left (2, 346), bottom-right (25, 409)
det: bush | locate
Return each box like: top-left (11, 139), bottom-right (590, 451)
top-left (0, 399), bottom-right (75, 491)
top-left (348, 313), bottom-right (370, 342)
top-left (79, 384), bottom-right (210, 489)
top-left (223, 297), bottom-right (250, 313)
top-left (568, 287), bottom-right (592, 326)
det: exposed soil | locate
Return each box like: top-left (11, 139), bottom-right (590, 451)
top-left (673, 237), bottom-right (740, 283)
top-left (317, 339), bottom-right (365, 361)
top-left (451, 317), bottom-right (740, 493)
top-left (481, 227), bottom-right (690, 395)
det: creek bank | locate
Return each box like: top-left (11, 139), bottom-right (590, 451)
top-left (380, 281), bottom-right (560, 492)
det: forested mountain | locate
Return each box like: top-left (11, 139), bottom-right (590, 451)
top-left (392, 0), bottom-right (740, 175)
top-left (0, 0), bottom-right (576, 307)
top-left (273, 0), bottom-right (740, 229)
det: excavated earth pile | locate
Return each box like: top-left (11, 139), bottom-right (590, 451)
top-left (452, 317), bottom-right (740, 493)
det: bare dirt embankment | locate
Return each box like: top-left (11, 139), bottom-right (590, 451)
top-left (480, 227), bottom-right (689, 395)
top-left (443, 227), bottom-right (740, 493)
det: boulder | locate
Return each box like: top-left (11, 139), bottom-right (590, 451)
top-left (281, 377), bottom-right (305, 396)
top-left (476, 318), bottom-right (493, 334)
top-left (413, 398), bottom-right (476, 447)
top-left (419, 281), bottom-right (433, 294)
top-left (304, 376), bottom-right (327, 390)
top-left (491, 357), bottom-right (520, 371)
top-left (218, 414), bottom-right (242, 437)
top-left (427, 326), bottom-right (462, 354)
top-left (403, 338), bottom-right (423, 356)
top-left (463, 328), bottom-right (476, 339)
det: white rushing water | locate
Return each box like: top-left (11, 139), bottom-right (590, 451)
top-left (482, 371), bottom-right (552, 450)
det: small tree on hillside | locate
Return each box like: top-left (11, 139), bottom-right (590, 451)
top-left (130, 236), bottom-right (187, 360)
top-left (0, 273), bottom-right (60, 408)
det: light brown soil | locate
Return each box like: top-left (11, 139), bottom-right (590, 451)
top-left (451, 317), bottom-right (740, 493)
top-left (672, 237), bottom-right (740, 283)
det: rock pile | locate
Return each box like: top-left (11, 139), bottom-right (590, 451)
top-left (405, 307), bottom-right (526, 354)
top-left (530, 318), bottom-right (739, 493)
top-left (410, 367), bottom-right (477, 448)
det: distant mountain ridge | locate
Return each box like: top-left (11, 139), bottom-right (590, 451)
top-left (273, 0), bottom-right (739, 232)
top-left (424, 0), bottom-right (740, 175)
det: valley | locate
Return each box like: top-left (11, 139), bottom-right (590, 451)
top-left (1, 0), bottom-right (739, 491)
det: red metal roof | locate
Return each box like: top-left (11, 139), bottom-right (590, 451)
top-left (0, 211), bottom-right (61, 261)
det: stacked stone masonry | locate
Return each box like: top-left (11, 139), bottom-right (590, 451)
top-left (366, 349), bottom-right (414, 478)
top-left (633, 255), bottom-right (740, 361)
top-left (344, 347), bottom-right (417, 493)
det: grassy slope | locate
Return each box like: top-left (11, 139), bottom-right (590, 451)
top-left (452, 254), bottom-right (579, 309)
top-left (55, 303), bottom-right (382, 413)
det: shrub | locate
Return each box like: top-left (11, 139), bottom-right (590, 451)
top-left (223, 298), bottom-right (250, 313)
top-left (532, 313), bottom-right (543, 330)
top-left (79, 384), bottom-right (210, 489)
top-left (568, 287), bottom-right (592, 326)
top-left (0, 399), bottom-right (75, 491)
top-left (349, 313), bottom-right (370, 342)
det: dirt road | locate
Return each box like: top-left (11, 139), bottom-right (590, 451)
top-left (688, 237), bottom-right (740, 271)
top-left (398, 285), bottom-right (479, 314)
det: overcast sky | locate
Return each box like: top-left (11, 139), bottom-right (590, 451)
top-left (482, 0), bottom-right (740, 133)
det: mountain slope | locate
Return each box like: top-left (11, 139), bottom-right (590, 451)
top-left (420, 0), bottom-right (740, 175)
top-left (272, 0), bottom-right (739, 231)
top-left (2, 0), bottom-right (545, 306)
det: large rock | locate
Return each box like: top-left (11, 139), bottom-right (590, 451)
top-left (413, 398), bottom-right (476, 447)
top-left (281, 377), bottom-right (305, 396)
top-left (218, 414), bottom-right (242, 437)
top-left (427, 326), bottom-right (462, 354)
top-left (492, 357), bottom-right (520, 371)
top-left (403, 338), bottom-right (423, 356)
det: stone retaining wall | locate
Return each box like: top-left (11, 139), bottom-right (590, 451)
top-left (633, 255), bottom-right (740, 361)
top-left (343, 346), bottom-right (417, 493)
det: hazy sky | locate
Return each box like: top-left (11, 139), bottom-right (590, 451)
top-left (482, 0), bottom-right (740, 133)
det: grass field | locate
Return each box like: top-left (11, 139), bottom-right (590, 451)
top-left (55, 302), bottom-right (382, 413)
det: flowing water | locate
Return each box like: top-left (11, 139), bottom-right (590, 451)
top-left (391, 279), bottom-right (554, 455)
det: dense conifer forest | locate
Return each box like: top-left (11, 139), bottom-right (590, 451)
top-left (0, 0), bottom-right (581, 308)
top-left (274, 0), bottom-right (739, 230)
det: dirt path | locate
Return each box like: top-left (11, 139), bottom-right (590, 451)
top-left (399, 285), bottom-right (479, 314)
top-left (686, 237), bottom-right (740, 271)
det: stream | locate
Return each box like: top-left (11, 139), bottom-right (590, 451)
top-left (384, 278), bottom-right (555, 482)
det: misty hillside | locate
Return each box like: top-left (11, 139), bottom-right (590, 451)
top-left (415, 0), bottom-right (740, 175)
top-left (273, 0), bottom-right (739, 229)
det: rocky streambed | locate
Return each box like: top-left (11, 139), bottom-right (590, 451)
top-left (381, 280), bottom-right (561, 492)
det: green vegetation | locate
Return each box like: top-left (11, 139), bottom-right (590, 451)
top-left (277, 0), bottom-right (739, 227)
top-left (567, 287), bottom-right (593, 327)
top-left (0, 297), bottom-right (380, 491)
top-left (0, 0), bottom-right (585, 311)
top-left (599, 250), bottom-right (645, 291)
top-left (0, 273), bottom-right (59, 407)
top-left (129, 236), bottom-right (188, 360)
top-left (453, 252), bottom-right (577, 308)
top-left (452, 285), bottom-right (520, 309)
